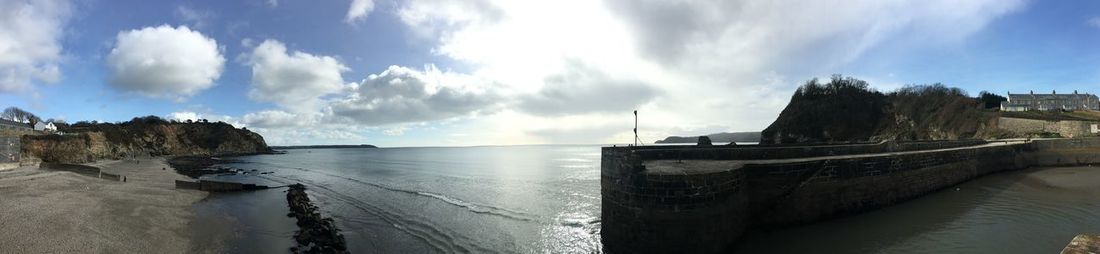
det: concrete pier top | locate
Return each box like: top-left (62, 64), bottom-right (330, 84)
top-left (643, 160), bottom-right (744, 175)
top-left (642, 141), bottom-right (1024, 175)
top-left (1061, 234), bottom-right (1100, 254)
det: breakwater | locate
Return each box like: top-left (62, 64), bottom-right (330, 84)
top-left (286, 183), bottom-right (350, 253)
top-left (40, 163), bottom-right (125, 181)
top-left (601, 138), bottom-right (1100, 253)
top-left (174, 179), bottom-right (270, 192)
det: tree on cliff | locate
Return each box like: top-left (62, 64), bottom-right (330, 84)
top-left (761, 76), bottom-right (996, 144)
top-left (1, 107), bottom-right (40, 126)
top-left (977, 91), bottom-right (1007, 109)
top-left (760, 75), bottom-right (888, 144)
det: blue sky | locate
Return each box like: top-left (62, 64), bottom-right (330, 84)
top-left (1, 0), bottom-right (1099, 146)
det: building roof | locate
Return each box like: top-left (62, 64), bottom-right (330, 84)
top-left (1007, 93), bottom-right (1098, 100)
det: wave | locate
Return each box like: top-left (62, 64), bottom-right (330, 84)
top-left (274, 165), bottom-right (545, 224)
top-left (262, 173), bottom-right (499, 254)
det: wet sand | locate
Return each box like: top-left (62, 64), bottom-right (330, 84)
top-left (1022, 166), bottom-right (1100, 190)
top-left (0, 158), bottom-right (214, 253)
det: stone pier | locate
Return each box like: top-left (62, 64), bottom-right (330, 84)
top-left (601, 138), bottom-right (1100, 253)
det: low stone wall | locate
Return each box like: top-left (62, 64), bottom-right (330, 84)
top-left (998, 117), bottom-right (1100, 138)
top-left (175, 180), bottom-right (201, 190)
top-left (39, 163), bottom-right (123, 181)
top-left (601, 138), bottom-right (1100, 253)
top-left (174, 179), bottom-right (268, 192)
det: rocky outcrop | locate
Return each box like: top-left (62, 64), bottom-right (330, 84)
top-left (21, 122), bottom-right (272, 164)
top-left (286, 184), bottom-right (349, 254)
top-left (761, 76), bottom-right (1002, 144)
top-left (696, 136), bottom-right (712, 146)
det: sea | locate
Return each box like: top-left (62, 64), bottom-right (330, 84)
top-left (193, 145), bottom-right (603, 253)
top-left (189, 145), bottom-right (1100, 253)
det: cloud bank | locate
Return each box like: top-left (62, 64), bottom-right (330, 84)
top-left (329, 65), bottom-right (500, 125)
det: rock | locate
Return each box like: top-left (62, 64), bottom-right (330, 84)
top-left (286, 183), bottom-right (349, 254)
top-left (697, 136), bottom-right (712, 146)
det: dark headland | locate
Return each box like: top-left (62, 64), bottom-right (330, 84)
top-left (602, 76), bottom-right (1100, 253)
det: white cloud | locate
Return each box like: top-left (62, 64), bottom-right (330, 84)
top-left (0, 0), bottom-right (71, 93)
top-left (242, 110), bottom-right (312, 128)
top-left (167, 110), bottom-right (241, 126)
top-left (328, 65), bottom-right (500, 126)
top-left (167, 111), bottom-right (201, 122)
top-left (345, 0), bottom-right (375, 23)
top-left (383, 126), bottom-right (407, 136)
top-left (106, 25), bottom-right (225, 99)
top-left (175, 5), bottom-right (212, 29)
top-left (211, 0), bottom-right (1029, 146)
top-left (245, 39), bottom-right (347, 110)
top-left (518, 63), bottom-right (658, 116)
top-left (389, 0), bottom-right (1025, 144)
top-left (266, 0), bottom-right (278, 7)
top-left (1089, 17), bottom-right (1100, 29)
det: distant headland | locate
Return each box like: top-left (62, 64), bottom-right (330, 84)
top-left (655, 132), bottom-right (761, 144)
top-left (270, 144), bottom-right (379, 149)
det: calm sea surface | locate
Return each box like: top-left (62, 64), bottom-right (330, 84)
top-left (199, 145), bottom-right (603, 253)
top-left (192, 145), bottom-right (1100, 253)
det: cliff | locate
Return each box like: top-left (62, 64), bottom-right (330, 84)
top-left (21, 120), bottom-right (271, 164)
top-left (655, 132), bottom-right (761, 144)
top-left (761, 76), bottom-right (1002, 144)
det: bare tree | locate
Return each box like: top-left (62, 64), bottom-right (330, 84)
top-left (1, 107), bottom-right (40, 126)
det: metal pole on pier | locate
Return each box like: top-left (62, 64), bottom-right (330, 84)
top-left (634, 110), bottom-right (639, 146)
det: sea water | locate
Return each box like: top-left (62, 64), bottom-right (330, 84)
top-left (199, 145), bottom-right (602, 253)
top-left (193, 145), bottom-right (1100, 253)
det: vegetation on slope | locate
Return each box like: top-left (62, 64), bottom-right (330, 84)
top-left (22, 115), bottom-right (272, 163)
top-left (761, 76), bottom-right (1001, 144)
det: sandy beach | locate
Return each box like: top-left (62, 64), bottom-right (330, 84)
top-left (0, 158), bottom-right (211, 253)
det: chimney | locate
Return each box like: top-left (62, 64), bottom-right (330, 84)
top-left (1053, 90), bottom-right (1056, 95)
top-left (1075, 90), bottom-right (1079, 95)
top-left (1030, 90), bottom-right (1034, 95)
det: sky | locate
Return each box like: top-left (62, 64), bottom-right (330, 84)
top-left (1, 0), bottom-right (1099, 147)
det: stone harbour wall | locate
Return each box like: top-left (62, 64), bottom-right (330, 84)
top-left (744, 143), bottom-right (1032, 227)
top-left (602, 138), bottom-right (1100, 253)
top-left (602, 148), bottom-right (747, 253)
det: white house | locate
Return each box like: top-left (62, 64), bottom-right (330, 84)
top-left (33, 122), bottom-right (57, 132)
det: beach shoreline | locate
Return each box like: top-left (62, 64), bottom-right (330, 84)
top-left (0, 158), bottom-right (225, 253)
